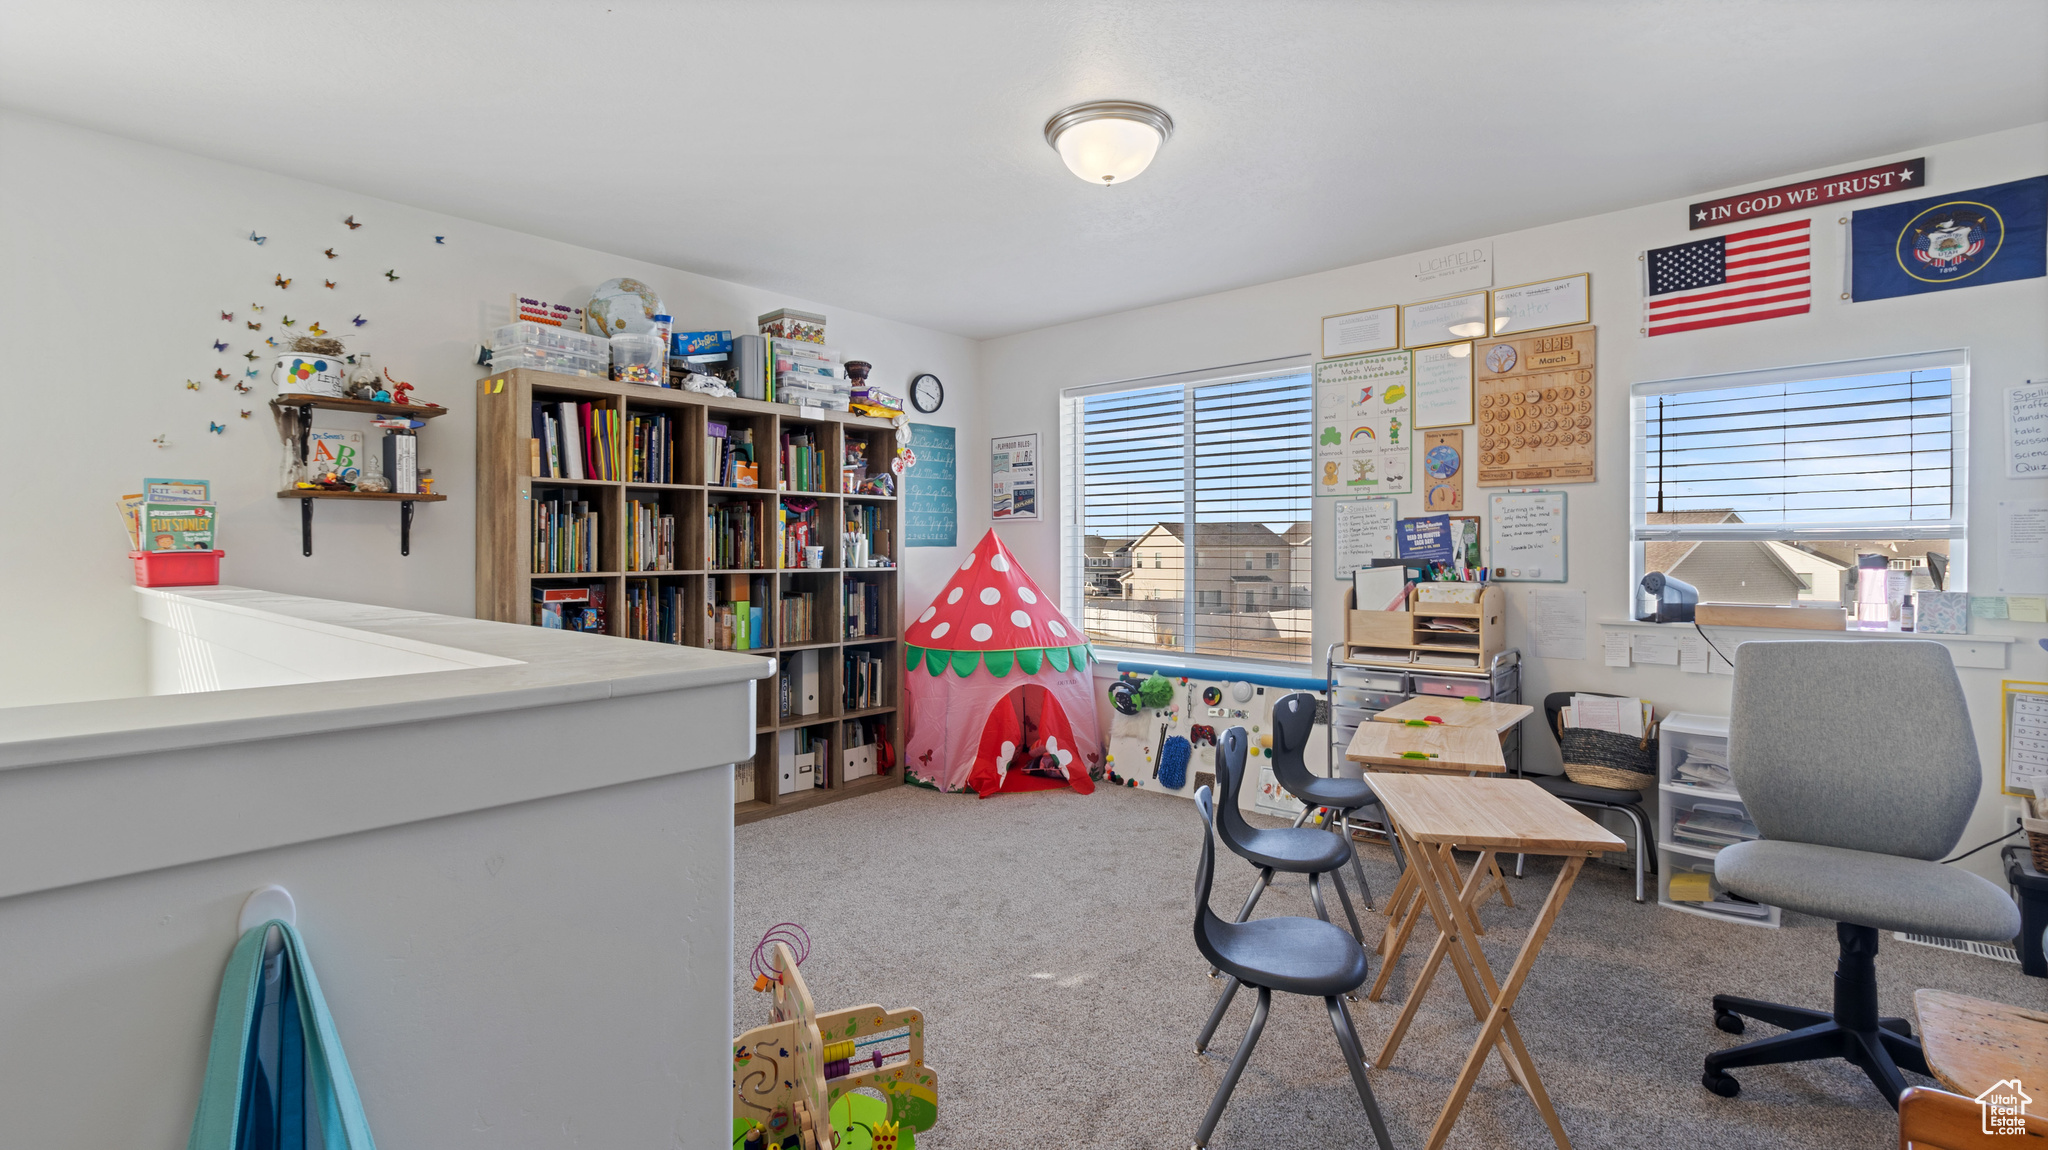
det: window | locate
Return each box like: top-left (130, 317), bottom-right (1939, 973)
top-left (1062, 358), bottom-right (1313, 664)
top-left (1631, 350), bottom-right (1966, 610)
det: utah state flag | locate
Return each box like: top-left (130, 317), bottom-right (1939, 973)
top-left (1850, 175), bottom-right (2045, 301)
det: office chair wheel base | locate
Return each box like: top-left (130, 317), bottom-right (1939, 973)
top-left (1702, 1068), bottom-right (1740, 1097)
top-left (1713, 1009), bottom-right (1745, 1035)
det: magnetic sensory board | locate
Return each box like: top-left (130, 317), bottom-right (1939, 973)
top-left (1102, 666), bottom-right (1327, 819)
top-left (1474, 324), bottom-right (1597, 486)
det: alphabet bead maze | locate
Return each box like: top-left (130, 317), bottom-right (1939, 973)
top-left (734, 930), bottom-right (938, 1150)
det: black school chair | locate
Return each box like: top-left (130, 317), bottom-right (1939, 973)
top-left (1212, 726), bottom-right (1365, 947)
top-left (1192, 777), bottom-right (1394, 1150)
top-left (1505, 690), bottom-right (1657, 902)
top-left (1268, 691), bottom-right (1384, 902)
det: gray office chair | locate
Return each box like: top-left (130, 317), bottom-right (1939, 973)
top-left (1701, 640), bottom-right (2022, 1107)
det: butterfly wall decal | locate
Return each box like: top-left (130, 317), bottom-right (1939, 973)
top-left (249, 231), bottom-right (265, 245)
top-left (308, 322), bottom-right (327, 336)
top-left (275, 275), bottom-right (291, 289)
top-left (243, 350), bottom-right (259, 361)
top-left (186, 380), bottom-right (202, 391)
top-left (351, 315), bottom-right (367, 327)
top-left (235, 381), bottom-right (253, 393)
top-left (281, 315), bottom-right (295, 327)
top-left (209, 422), bottom-right (226, 435)
top-left (384, 269), bottom-right (400, 281)
top-left (434, 236), bottom-right (445, 244)
top-left (212, 369), bottom-right (229, 381)
top-left (323, 280), bottom-right (336, 289)
top-left (153, 434), bottom-right (170, 449)
top-left (266, 337), bottom-right (279, 347)
top-left (240, 410), bottom-right (252, 419)
top-left (324, 248), bottom-right (338, 259)
top-left (212, 340), bottom-right (228, 352)
top-left (247, 321), bottom-right (261, 330)
top-left (220, 311), bottom-right (234, 321)
top-left (250, 303), bottom-right (264, 312)
top-left (343, 215), bottom-right (362, 230)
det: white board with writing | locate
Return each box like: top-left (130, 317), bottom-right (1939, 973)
top-left (1333, 496), bottom-right (1398, 580)
top-left (1491, 273), bottom-right (1591, 335)
top-left (1413, 343), bottom-right (1474, 428)
top-left (2009, 381), bottom-right (2048, 479)
top-left (1486, 490), bottom-right (1568, 582)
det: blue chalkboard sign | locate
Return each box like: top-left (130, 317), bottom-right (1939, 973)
top-left (905, 423), bottom-right (956, 548)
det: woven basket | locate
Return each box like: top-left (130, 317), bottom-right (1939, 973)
top-left (2024, 815), bottom-right (2048, 873)
top-left (1559, 727), bottom-right (1657, 792)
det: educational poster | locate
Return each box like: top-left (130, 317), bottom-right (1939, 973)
top-left (1314, 352), bottom-right (1412, 497)
top-left (2004, 681), bottom-right (2048, 797)
top-left (2009, 381), bottom-right (2048, 479)
top-left (1413, 343), bottom-right (1474, 427)
top-left (1487, 490), bottom-right (1568, 582)
top-left (1332, 496), bottom-right (1397, 580)
top-left (991, 433), bottom-right (1039, 521)
top-left (905, 423), bottom-right (956, 547)
top-left (1423, 428), bottom-right (1464, 512)
top-left (1322, 304), bottom-right (1400, 358)
top-left (1397, 514), bottom-right (1453, 564)
top-left (1475, 325), bottom-right (1597, 486)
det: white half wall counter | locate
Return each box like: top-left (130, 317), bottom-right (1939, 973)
top-left (0, 585), bottom-right (772, 1150)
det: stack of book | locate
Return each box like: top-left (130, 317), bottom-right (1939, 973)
top-left (118, 478), bottom-right (217, 553)
top-left (843, 580), bottom-right (883, 639)
top-left (710, 574), bottom-right (771, 650)
top-left (843, 648), bottom-right (886, 711)
top-left (532, 491), bottom-right (599, 573)
top-left (769, 337), bottom-right (850, 410)
top-left (1670, 801), bottom-right (1760, 851)
top-left (532, 400), bottom-right (626, 480)
top-left (780, 498), bottom-right (820, 568)
top-left (706, 420), bottom-right (759, 487)
top-left (781, 428), bottom-right (824, 491)
top-left (709, 500), bottom-right (770, 569)
top-left (624, 497), bottom-right (675, 571)
top-left (626, 410), bottom-right (676, 484)
top-left (780, 589), bottom-right (816, 645)
top-left (623, 579), bottom-right (687, 643)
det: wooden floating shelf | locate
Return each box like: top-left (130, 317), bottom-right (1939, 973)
top-left (272, 395), bottom-right (449, 419)
top-left (277, 489), bottom-right (446, 502)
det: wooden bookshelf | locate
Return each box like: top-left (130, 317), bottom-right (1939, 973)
top-left (474, 368), bottom-right (906, 825)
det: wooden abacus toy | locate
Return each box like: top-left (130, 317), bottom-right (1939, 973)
top-left (733, 925), bottom-right (938, 1150)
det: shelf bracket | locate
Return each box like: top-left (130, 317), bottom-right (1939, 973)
top-left (300, 497), bottom-right (313, 557)
top-left (401, 500), bottom-right (414, 557)
top-left (296, 404), bottom-right (313, 466)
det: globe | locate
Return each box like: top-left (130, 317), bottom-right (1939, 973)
top-left (585, 277), bottom-right (666, 335)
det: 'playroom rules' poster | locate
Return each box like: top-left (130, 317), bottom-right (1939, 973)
top-left (906, 423), bottom-right (957, 547)
top-left (1315, 351), bottom-right (1412, 496)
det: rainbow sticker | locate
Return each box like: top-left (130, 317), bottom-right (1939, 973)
top-left (1349, 426), bottom-right (1376, 441)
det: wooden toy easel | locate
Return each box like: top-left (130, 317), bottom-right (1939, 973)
top-left (733, 942), bottom-right (939, 1150)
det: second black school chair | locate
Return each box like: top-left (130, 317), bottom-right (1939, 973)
top-left (1268, 691), bottom-right (1383, 903)
top-left (1211, 726), bottom-right (1366, 946)
top-left (1191, 777), bottom-right (1395, 1150)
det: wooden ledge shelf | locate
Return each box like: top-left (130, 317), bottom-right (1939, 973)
top-left (272, 395), bottom-right (449, 419)
top-left (277, 489), bottom-right (445, 557)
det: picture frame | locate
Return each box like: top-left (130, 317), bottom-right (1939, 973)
top-left (1490, 273), bottom-right (1592, 336)
top-left (1402, 290), bottom-right (1490, 349)
top-left (1411, 343), bottom-right (1474, 428)
top-left (1321, 304), bottom-right (1400, 359)
top-left (1485, 490), bottom-right (1568, 583)
top-left (991, 432), bottom-right (1039, 521)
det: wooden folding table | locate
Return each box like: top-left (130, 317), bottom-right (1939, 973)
top-left (1361, 772), bottom-right (1623, 1150)
top-left (1372, 695), bottom-right (1534, 736)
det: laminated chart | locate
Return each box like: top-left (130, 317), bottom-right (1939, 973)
top-left (1315, 351), bottom-right (1413, 496)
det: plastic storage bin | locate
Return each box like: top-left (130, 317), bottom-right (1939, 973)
top-left (1411, 672), bottom-right (1494, 699)
top-left (610, 332), bottom-right (664, 384)
top-left (1661, 853), bottom-right (1775, 924)
top-left (131, 549), bottom-right (224, 587)
top-left (1661, 712), bottom-right (1737, 794)
top-left (490, 321), bottom-right (610, 378)
top-left (1665, 791), bottom-right (1759, 854)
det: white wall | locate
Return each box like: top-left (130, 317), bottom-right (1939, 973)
top-left (0, 111), bottom-right (981, 705)
top-left (980, 121), bottom-right (2048, 882)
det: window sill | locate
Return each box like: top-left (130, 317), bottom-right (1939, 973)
top-left (1601, 619), bottom-right (2015, 669)
top-left (1084, 646), bottom-right (1329, 688)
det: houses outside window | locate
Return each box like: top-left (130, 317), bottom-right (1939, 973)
top-left (1632, 350), bottom-right (1965, 612)
top-left (1063, 358), bottom-right (1313, 664)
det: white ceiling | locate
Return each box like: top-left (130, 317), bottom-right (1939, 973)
top-left (3, 1), bottom-right (2044, 339)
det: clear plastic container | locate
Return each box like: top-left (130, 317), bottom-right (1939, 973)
top-left (1338, 668), bottom-right (1409, 692)
top-left (1331, 686), bottom-right (1410, 712)
top-left (490, 346), bottom-right (608, 377)
top-left (610, 332), bottom-right (664, 384)
top-left (1667, 791), bottom-right (1760, 853)
top-left (491, 321), bottom-right (609, 357)
top-left (1411, 672), bottom-right (1493, 699)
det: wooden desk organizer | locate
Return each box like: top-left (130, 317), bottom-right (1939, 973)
top-left (1344, 584), bottom-right (1505, 669)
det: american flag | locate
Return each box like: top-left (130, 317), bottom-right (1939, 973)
top-left (1643, 218), bottom-right (1811, 337)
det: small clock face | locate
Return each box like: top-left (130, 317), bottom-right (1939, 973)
top-left (911, 373), bottom-right (944, 413)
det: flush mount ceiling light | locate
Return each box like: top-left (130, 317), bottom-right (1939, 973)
top-left (1043, 100), bottom-right (1174, 186)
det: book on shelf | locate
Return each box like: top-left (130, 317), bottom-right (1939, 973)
top-left (781, 429), bottom-right (823, 492)
top-left (843, 502), bottom-right (890, 566)
top-left (532, 583), bottom-right (605, 631)
top-left (381, 431), bottom-right (419, 494)
top-left (711, 573), bottom-right (773, 651)
top-left (531, 491), bottom-right (600, 573)
top-left (625, 497), bottom-right (676, 571)
top-left (708, 499), bottom-right (770, 569)
top-left (623, 578), bottom-right (688, 644)
top-left (843, 579), bottom-right (883, 639)
top-left (780, 498), bottom-right (821, 568)
top-left (627, 410), bottom-right (675, 484)
top-left (781, 588), bottom-right (816, 645)
top-left (707, 421), bottom-right (758, 487)
top-left (843, 648), bottom-right (886, 711)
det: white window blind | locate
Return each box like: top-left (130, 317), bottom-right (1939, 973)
top-left (1632, 350), bottom-right (1967, 543)
top-left (1062, 358), bottom-right (1313, 665)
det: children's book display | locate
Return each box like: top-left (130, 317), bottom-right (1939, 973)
top-left (733, 930), bottom-right (937, 1150)
top-left (118, 477), bottom-right (225, 587)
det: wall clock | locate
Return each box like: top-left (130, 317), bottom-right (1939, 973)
top-left (910, 373), bottom-right (944, 413)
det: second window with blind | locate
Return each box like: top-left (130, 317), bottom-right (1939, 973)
top-left (1061, 361), bottom-right (1314, 666)
top-left (1630, 349), bottom-right (1967, 613)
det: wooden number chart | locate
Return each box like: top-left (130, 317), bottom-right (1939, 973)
top-left (1474, 325), bottom-right (1597, 486)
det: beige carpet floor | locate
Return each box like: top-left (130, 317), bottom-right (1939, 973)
top-left (735, 783), bottom-right (2044, 1149)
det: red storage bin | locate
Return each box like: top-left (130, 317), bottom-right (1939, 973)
top-left (130, 549), bottom-right (224, 587)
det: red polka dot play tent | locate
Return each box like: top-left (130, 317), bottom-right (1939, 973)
top-left (905, 529), bottom-right (1100, 797)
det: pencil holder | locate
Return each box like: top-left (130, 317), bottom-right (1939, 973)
top-left (1559, 728), bottom-right (1657, 791)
